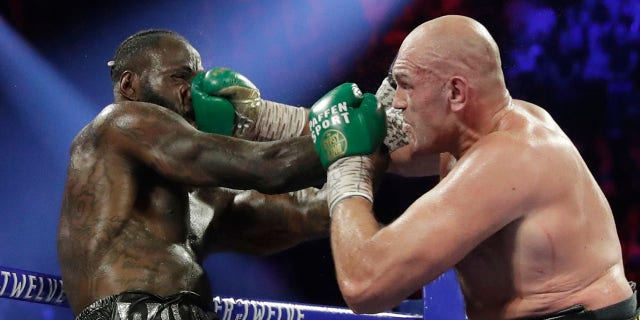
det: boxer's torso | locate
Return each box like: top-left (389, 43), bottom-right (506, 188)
top-left (453, 100), bottom-right (631, 319)
top-left (58, 106), bottom-right (215, 315)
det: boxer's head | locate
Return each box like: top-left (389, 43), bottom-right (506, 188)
top-left (392, 15), bottom-right (508, 155)
top-left (109, 29), bottom-right (204, 124)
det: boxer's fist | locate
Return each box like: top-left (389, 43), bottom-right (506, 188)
top-left (191, 71), bottom-right (237, 135)
top-left (308, 83), bottom-right (386, 168)
top-left (192, 67), bottom-right (307, 140)
top-left (191, 67), bottom-right (261, 138)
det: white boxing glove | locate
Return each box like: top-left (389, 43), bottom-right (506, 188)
top-left (375, 77), bottom-right (408, 152)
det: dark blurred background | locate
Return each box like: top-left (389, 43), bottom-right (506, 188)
top-left (1, 0), bottom-right (639, 319)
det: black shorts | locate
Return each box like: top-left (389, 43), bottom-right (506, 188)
top-left (518, 282), bottom-right (639, 320)
top-left (75, 290), bottom-right (219, 320)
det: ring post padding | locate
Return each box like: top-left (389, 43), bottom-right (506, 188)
top-left (422, 269), bottom-right (466, 320)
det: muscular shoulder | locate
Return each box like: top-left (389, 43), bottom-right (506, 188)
top-left (72, 103), bottom-right (140, 144)
top-left (91, 102), bottom-right (182, 133)
top-left (457, 116), bottom-right (575, 206)
top-left (466, 130), bottom-right (534, 169)
top-left (72, 102), bottom-right (188, 152)
top-left (476, 125), bottom-right (564, 178)
top-left (472, 101), bottom-right (568, 166)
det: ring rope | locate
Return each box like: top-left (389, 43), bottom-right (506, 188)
top-left (0, 265), bottom-right (422, 320)
top-left (0, 265), bottom-right (67, 307)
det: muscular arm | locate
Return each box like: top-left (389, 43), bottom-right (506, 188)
top-left (102, 102), bottom-right (324, 193)
top-left (330, 135), bottom-right (534, 313)
top-left (192, 187), bottom-right (329, 256)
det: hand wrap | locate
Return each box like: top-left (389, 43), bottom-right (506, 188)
top-left (192, 67), bottom-right (306, 141)
top-left (250, 100), bottom-right (307, 141)
top-left (326, 156), bottom-right (374, 214)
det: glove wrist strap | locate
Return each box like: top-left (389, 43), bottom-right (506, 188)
top-left (253, 100), bottom-right (307, 141)
top-left (327, 156), bottom-right (374, 215)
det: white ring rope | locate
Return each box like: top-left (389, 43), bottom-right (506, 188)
top-left (0, 265), bottom-right (423, 320)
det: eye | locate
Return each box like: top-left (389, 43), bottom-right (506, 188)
top-left (396, 79), bottom-right (410, 90)
top-left (388, 76), bottom-right (397, 90)
top-left (393, 74), bottom-right (410, 90)
top-left (171, 73), bottom-right (194, 84)
top-left (172, 67), bottom-right (195, 80)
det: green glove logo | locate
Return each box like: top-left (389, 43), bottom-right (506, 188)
top-left (309, 83), bottom-right (385, 168)
top-left (321, 129), bottom-right (348, 162)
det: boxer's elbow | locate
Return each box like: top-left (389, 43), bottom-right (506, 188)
top-left (339, 278), bottom-right (387, 314)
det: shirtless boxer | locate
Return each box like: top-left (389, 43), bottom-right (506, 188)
top-left (57, 30), bottom-right (331, 320)
top-left (311, 15), bottom-right (639, 320)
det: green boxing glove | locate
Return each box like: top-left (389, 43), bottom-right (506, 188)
top-left (191, 67), bottom-right (258, 136)
top-left (191, 67), bottom-right (307, 140)
top-left (308, 83), bottom-right (386, 168)
top-left (308, 83), bottom-right (386, 212)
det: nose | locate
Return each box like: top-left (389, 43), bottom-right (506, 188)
top-left (392, 87), bottom-right (407, 111)
top-left (178, 84), bottom-right (196, 125)
top-left (180, 84), bottom-right (191, 107)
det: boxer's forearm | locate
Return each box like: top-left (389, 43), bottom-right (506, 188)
top-left (204, 189), bottom-right (329, 256)
top-left (192, 68), bottom-right (308, 141)
top-left (330, 198), bottom-right (385, 313)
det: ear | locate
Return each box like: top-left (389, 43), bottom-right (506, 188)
top-left (118, 71), bottom-right (139, 101)
top-left (448, 76), bottom-right (467, 112)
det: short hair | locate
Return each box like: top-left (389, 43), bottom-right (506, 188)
top-left (108, 29), bottom-right (188, 85)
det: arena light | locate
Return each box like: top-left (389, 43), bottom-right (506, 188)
top-left (0, 19), bottom-right (97, 167)
top-left (178, 0), bottom-right (413, 107)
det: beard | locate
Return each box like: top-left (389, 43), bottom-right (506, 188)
top-left (138, 81), bottom-right (195, 126)
top-left (140, 84), bottom-right (177, 112)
